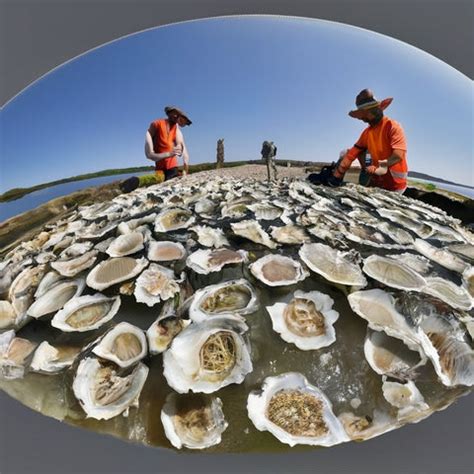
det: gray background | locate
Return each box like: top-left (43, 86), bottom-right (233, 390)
top-left (1, 1), bottom-right (473, 473)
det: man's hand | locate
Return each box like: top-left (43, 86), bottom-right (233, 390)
top-left (173, 145), bottom-right (183, 156)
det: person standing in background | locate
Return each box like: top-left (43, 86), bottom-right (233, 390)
top-left (145, 106), bottom-right (192, 181)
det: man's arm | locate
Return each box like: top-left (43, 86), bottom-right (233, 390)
top-left (176, 128), bottom-right (189, 172)
top-left (367, 149), bottom-right (405, 175)
top-left (144, 125), bottom-right (175, 162)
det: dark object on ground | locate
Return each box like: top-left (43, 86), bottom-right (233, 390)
top-left (216, 138), bottom-right (224, 169)
top-left (308, 162), bottom-right (340, 186)
top-left (119, 176), bottom-right (140, 193)
top-left (405, 187), bottom-right (474, 226)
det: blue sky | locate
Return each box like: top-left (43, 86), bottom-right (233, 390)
top-left (1, 16), bottom-right (472, 191)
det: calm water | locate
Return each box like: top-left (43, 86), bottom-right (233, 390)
top-left (411, 178), bottom-right (474, 199)
top-left (0, 172), bottom-right (149, 222)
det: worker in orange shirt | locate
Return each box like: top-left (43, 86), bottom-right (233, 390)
top-left (145, 106), bottom-right (192, 181)
top-left (327, 89), bottom-right (408, 193)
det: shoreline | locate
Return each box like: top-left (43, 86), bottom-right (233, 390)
top-left (2, 161), bottom-right (472, 203)
top-left (1, 164), bottom-right (473, 255)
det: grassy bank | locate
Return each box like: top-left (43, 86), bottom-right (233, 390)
top-left (0, 160), bottom-right (269, 203)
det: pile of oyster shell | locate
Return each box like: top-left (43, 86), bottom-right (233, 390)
top-left (0, 174), bottom-right (473, 451)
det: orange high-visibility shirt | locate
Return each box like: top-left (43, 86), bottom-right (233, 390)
top-left (151, 119), bottom-right (178, 171)
top-left (355, 116), bottom-right (408, 191)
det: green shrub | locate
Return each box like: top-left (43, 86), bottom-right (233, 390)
top-left (138, 174), bottom-right (161, 187)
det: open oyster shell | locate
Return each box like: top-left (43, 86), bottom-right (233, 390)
top-left (154, 207), bottom-right (195, 232)
top-left (30, 341), bottom-right (81, 373)
top-left (134, 264), bottom-right (182, 307)
top-left (414, 239), bottom-right (469, 274)
top-left (163, 316), bottom-right (252, 393)
top-left (147, 240), bottom-right (186, 262)
top-left (86, 257), bottom-right (149, 291)
top-left (382, 380), bottom-right (430, 418)
top-left (27, 278), bottom-right (86, 318)
top-left (266, 291), bottom-right (339, 350)
top-left (422, 276), bottom-right (473, 310)
top-left (363, 329), bottom-right (426, 381)
top-left (51, 294), bottom-right (121, 332)
top-left (230, 220), bottom-right (277, 249)
top-left (250, 254), bottom-right (309, 287)
top-left (186, 248), bottom-right (248, 275)
top-left (72, 357), bottom-right (149, 420)
top-left (189, 279), bottom-right (259, 323)
top-left (92, 322), bottom-right (147, 368)
top-left (299, 243), bottom-right (367, 287)
top-left (362, 255), bottom-right (426, 291)
top-left (190, 226), bottom-right (230, 248)
top-left (106, 232), bottom-right (145, 257)
top-left (51, 250), bottom-right (99, 277)
top-left (0, 330), bottom-right (37, 379)
top-left (161, 393), bottom-right (228, 449)
top-left (247, 372), bottom-right (349, 447)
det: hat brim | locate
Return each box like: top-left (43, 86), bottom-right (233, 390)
top-left (349, 97), bottom-right (393, 119)
top-left (165, 106), bottom-right (192, 125)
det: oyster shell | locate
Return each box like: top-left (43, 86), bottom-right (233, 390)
top-left (186, 248), bottom-right (248, 275)
top-left (269, 225), bottom-right (310, 245)
top-left (0, 330), bottom-right (37, 379)
top-left (230, 220), bottom-right (277, 249)
top-left (382, 380), bottom-right (430, 419)
top-left (147, 312), bottom-right (191, 354)
top-left (250, 254), bottom-right (309, 287)
top-left (8, 265), bottom-right (47, 316)
top-left (51, 250), bottom-right (99, 277)
top-left (299, 243), bottom-right (367, 287)
top-left (462, 266), bottom-right (474, 298)
top-left (86, 257), bottom-right (149, 291)
top-left (413, 239), bottom-right (469, 273)
top-left (0, 300), bottom-right (26, 331)
top-left (51, 294), bottom-right (121, 332)
top-left (147, 240), bottom-right (186, 262)
top-left (161, 393), bottom-right (228, 449)
top-left (134, 264), bottom-right (182, 307)
top-left (189, 279), bottom-right (259, 322)
top-left (28, 278), bottom-right (86, 318)
top-left (266, 291), bottom-right (339, 350)
top-left (247, 372), bottom-right (349, 447)
top-left (190, 226), bottom-right (230, 248)
top-left (30, 341), bottom-right (81, 373)
top-left (92, 322), bottom-right (147, 367)
top-left (106, 232), bottom-right (145, 257)
top-left (72, 357), bottom-right (149, 420)
top-left (163, 316), bottom-right (252, 393)
top-left (422, 277), bottom-right (473, 310)
top-left (362, 255), bottom-right (426, 291)
top-left (154, 207), bottom-right (195, 232)
top-left (363, 329), bottom-right (426, 380)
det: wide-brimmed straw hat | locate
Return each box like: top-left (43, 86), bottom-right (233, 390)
top-left (164, 106), bottom-right (192, 125)
top-left (348, 89), bottom-right (393, 119)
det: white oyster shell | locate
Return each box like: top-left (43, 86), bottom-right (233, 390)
top-left (51, 294), bottom-right (121, 332)
top-left (51, 250), bottom-right (99, 277)
top-left (72, 357), bottom-right (149, 420)
top-left (363, 329), bottom-right (426, 380)
top-left (161, 393), bottom-right (228, 449)
top-left (269, 225), bottom-right (310, 245)
top-left (250, 254), bottom-right (309, 287)
top-left (422, 276), bottom-right (473, 310)
top-left (27, 278), bottom-right (86, 318)
top-left (414, 239), bottom-right (469, 273)
top-left (0, 330), bottom-right (37, 379)
top-left (231, 220), bottom-right (277, 249)
top-left (92, 322), bottom-right (147, 367)
top-left (134, 264), bottom-right (182, 307)
top-left (299, 243), bottom-right (367, 287)
top-left (147, 314), bottom-right (191, 354)
top-left (382, 380), bottom-right (430, 419)
top-left (147, 240), bottom-right (186, 262)
top-left (186, 248), bottom-right (248, 275)
top-left (362, 255), bottom-right (426, 291)
top-left (247, 372), bottom-right (349, 447)
top-left (106, 232), bottom-right (145, 257)
top-left (190, 225), bottom-right (230, 248)
top-left (163, 316), bottom-right (252, 393)
top-left (154, 207), bottom-right (195, 232)
top-left (266, 291), bottom-right (339, 350)
top-left (30, 341), bottom-right (81, 373)
top-left (86, 257), bottom-right (149, 291)
top-left (189, 279), bottom-right (259, 323)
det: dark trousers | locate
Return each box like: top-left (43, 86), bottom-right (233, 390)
top-left (164, 168), bottom-right (179, 181)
